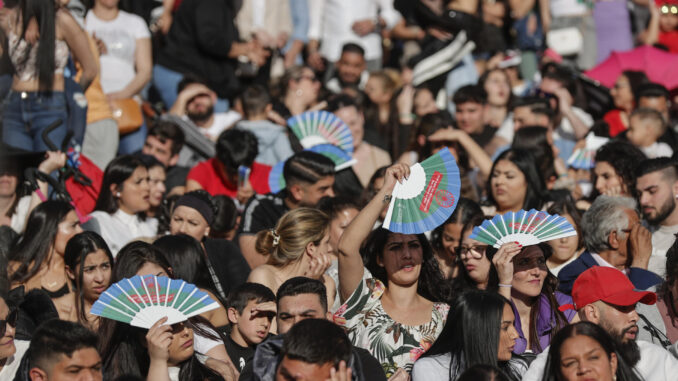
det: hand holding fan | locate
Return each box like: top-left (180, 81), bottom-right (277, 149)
top-left (382, 148), bottom-right (461, 234)
top-left (287, 111), bottom-right (354, 154)
top-left (90, 275), bottom-right (219, 328)
top-left (469, 209), bottom-right (577, 248)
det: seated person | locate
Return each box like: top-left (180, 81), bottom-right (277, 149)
top-left (558, 196), bottom-right (662, 294)
top-left (142, 120), bottom-right (190, 196)
top-left (186, 129), bottom-right (271, 204)
top-left (238, 151), bottom-right (335, 268)
top-left (452, 85), bottom-right (499, 156)
top-left (224, 283), bottom-right (276, 373)
top-left (626, 108), bottom-right (673, 159)
top-left (325, 43), bottom-right (368, 94)
top-left (25, 319), bottom-right (102, 380)
top-left (169, 75), bottom-right (241, 141)
top-left (234, 85), bottom-right (294, 166)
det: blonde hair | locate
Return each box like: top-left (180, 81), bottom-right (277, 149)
top-left (255, 208), bottom-right (329, 266)
top-left (370, 70), bottom-right (400, 94)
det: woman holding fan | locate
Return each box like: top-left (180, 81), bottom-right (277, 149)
top-left (64, 231), bottom-right (114, 331)
top-left (336, 163), bottom-right (450, 377)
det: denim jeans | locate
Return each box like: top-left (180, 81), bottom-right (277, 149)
top-left (117, 120), bottom-right (147, 155)
top-left (2, 91), bottom-right (68, 152)
top-left (152, 64), bottom-right (229, 112)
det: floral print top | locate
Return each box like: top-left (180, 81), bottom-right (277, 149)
top-left (334, 278), bottom-right (450, 377)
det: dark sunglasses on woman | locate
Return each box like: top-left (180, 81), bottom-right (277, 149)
top-left (0, 309), bottom-right (18, 337)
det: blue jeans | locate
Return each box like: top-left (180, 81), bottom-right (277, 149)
top-left (2, 91), bottom-right (68, 152)
top-left (152, 64), bottom-right (230, 112)
top-left (118, 120), bottom-right (147, 155)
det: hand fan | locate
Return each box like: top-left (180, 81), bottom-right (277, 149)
top-left (469, 209), bottom-right (577, 248)
top-left (287, 111), bottom-right (354, 154)
top-left (308, 144), bottom-right (357, 171)
top-left (90, 275), bottom-right (220, 328)
top-left (268, 160), bottom-right (286, 194)
top-left (567, 133), bottom-right (609, 169)
top-left (382, 148), bottom-right (461, 234)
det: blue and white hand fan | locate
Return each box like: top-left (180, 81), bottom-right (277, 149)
top-left (382, 148), bottom-right (461, 234)
top-left (268, 160), bottom-right (286, 194)
top-left (469, 209), bottom-right (577, 248)
top-left (567, 133), bottom-right (609, 169)
top-left (308, 144), bottom-right (356, 171)
top-left (287, 111), bottom-right (354, 154)
top-left (90, 275), bottom-right (219, 328)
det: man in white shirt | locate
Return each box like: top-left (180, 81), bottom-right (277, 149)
top-left (636, 158), bottom-right (678, 277)
top-left (325, 43), bottom-right (369, 94)
top-left (307, 0), bottom-right (400, 72)
top-left (169, 76), bottom-right (241, 142)
top-left (523, 267), bottom-right (678, 381)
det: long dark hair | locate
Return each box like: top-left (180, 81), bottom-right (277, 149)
top-left (591, 142), bottom-right (646, 199)
top-left (94, 155), bottom-right (147, 215)
top-left (511, 127), bottom-right (556, 185)
top-left (546, 197), bottom-right (584, 252)
top-left (661, 237), bottom-right (678, 317)
top-left (421, 290), bottom-right (522, 380)
top-left (64, 231), bottom-right (113, 326)
top-left (9, 200), bottom-right (73, 284)
top-left (430, 198), bottom-right (483, 254)
top-left (486, 149), bottom-right (545, 211)
top-left (152, 234), bottom-right (222, 301)
top-left (487, 243), bottom-right (569, 353)
top-left (410, 113), bottom-right (470, 170)
top-left (17, 0), bottom-right (56, 91)
top-left (97, 241), bottom-right (221, 381)
top-left (542, 322), bottom-right (642, 381)
top-left (361, 228), bottom-right (450, 303)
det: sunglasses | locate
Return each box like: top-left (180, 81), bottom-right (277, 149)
top-left (0, 309), bottom-right (18, 337)
top-left (661, 5), bottom-right (678, 14)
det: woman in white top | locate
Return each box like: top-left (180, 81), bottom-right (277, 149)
top-left (87, 155), bottom-right (158, 256)
top-left (85, 0), bottom-right (152, 154)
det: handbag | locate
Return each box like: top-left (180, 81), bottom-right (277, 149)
top-left (546, 27), bottom-right (583, 56)
top-left (110, 98), bottom-right (143, 135)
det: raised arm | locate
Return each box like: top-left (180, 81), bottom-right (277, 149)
top-left (337, 163), bottom-right (410, 302)
top-left (428, 128), bottom-right (493, 177)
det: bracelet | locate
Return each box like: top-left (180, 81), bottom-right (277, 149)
top-left (383, 194), bottom-right (393, 204)
top-left (498, 283), bottom-right (512, 288)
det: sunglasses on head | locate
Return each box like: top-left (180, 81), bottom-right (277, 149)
top-left (0, 309), bottom-right (18, 337)
top-left (661, 4), bottom-right (678, 14)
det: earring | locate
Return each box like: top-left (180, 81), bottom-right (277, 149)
top-left (295, 89), bottom-right (303, 97)
top-left (116, 192), bottom-right (121, 197)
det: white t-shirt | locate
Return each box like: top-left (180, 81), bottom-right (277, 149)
top-left (86, 209), bottom-right (158, 257)
top-left (0, 339), bottom-right (30, 380)
top-left (649, 224), bottom-right (678, 278)
top-left (550, 0), bottom-right (589, 18)
top-left (85, 10), bottom-right (150, 94)
top-left (10, 195), bottom-right (31, 233)
top-left (184, 112), bottom-right (241, 141)
top-left (522, 340), bottom-right (678, 381)
top-left (640, 142), bottom-right (674, 159)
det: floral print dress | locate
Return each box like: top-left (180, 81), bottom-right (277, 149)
top-left (334, 278), bottom-right (450, 377)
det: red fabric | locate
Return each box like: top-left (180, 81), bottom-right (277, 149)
top-left (603, 109), bottom-right (627, 137)
top-left (65, 155), bottom-right (103, 215)
top-left (187, 158), bottom-right (271, 198)
top-left (659, 31), bottom-right (678, 54)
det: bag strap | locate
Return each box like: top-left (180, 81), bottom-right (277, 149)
top-left (638, 313), bottom-right (672, 348)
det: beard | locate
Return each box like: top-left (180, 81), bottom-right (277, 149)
top-left (644, 196), bottom-right (675, 225)
top-left (615, 325), bottom-right (641, 368)
top-left (187, 104), bottom-right (214, 125)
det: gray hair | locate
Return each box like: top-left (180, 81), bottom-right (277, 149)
top-left (581, 196), bottom-right (637, 253)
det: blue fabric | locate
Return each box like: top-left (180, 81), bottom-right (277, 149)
top-left (117, 120), bottom-right (147, 155)
top-left (2, 91), bottom-right (68, 152)
top-left (557, 251), bottom-right (663, 294)
top-left (152, 64), bottom-right (184, 110)
top-left (445, 53), bottom-right (478, 115)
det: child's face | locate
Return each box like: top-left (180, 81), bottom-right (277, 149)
top-left (627, 116), bottom-right (656, 148)
top-left (236, 300), bottom-right (274, 345)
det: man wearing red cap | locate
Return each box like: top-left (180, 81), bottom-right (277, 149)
top-left (523, 266), bottom-right (678, 380)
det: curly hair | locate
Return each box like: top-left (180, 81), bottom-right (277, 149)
top-left (592, 141), bottom-right (646, 199)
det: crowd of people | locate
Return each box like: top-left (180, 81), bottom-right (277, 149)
top-left (3, 0), bottom-right (678, 380)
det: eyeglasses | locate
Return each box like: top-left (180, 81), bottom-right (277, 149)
top-left (0, 309), bottom-right (18, 337)
top-left (661, 5), bottom-right (678, 15)
top-left (455, 245), bottom-right (488, 259)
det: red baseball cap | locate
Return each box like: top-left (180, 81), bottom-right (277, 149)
top-left (559, 266), bottom-right (656, 312)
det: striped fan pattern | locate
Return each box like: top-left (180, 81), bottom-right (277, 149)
top-left (469, 209), bottom-right (577, 248)
top-left (90, 275), bottom-right (219, 328)
top-left (287, 111), bottom-right (354, 154)
top-left (382, 148), bottom-right (461, 234)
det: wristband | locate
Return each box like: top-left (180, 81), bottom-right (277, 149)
top-left (498, 283), bottom-right (512, 288)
